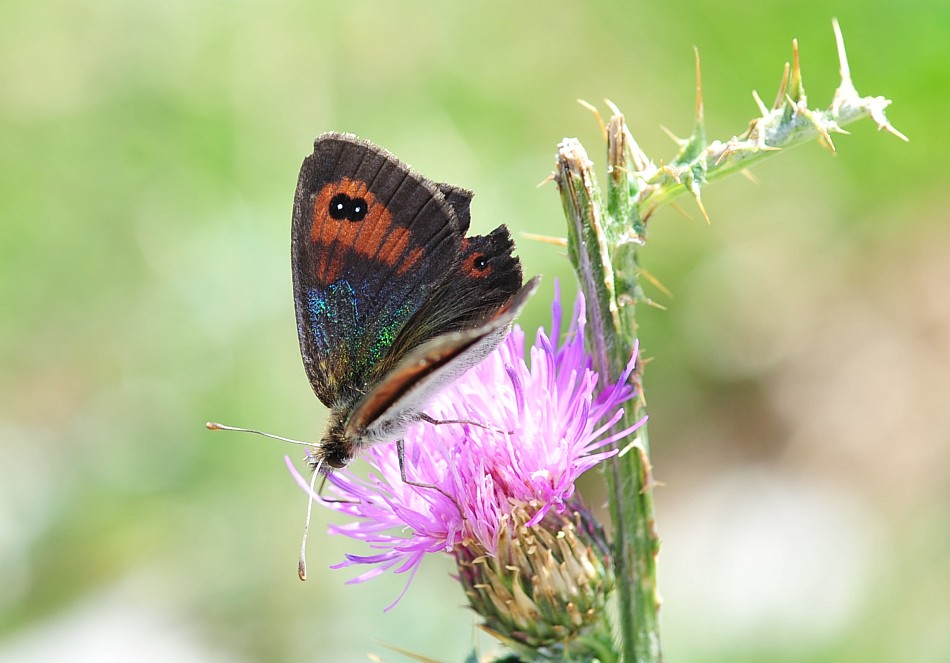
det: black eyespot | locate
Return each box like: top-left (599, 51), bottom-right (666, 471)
top-left (473, 255), bottom-right (489, 271)
top-left (349, 198), bottom-right (367, 221)
top-left (328, 193), bottom-right (368, 222)
top-left (328, 193), bottom-right (349, 220)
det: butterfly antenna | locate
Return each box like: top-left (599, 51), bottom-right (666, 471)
top-left (297, 459), bottom-right (323, 581)
top-left (205, 422), bottom-right (318, 450)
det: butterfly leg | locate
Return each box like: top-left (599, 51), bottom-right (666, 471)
top-left (396, 438), bottom-right (463, 514)
top-left (418, 412), bottom-right (511, 435)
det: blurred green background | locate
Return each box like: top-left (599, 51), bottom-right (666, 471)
top-left (1, 1), bottom-right (947, 661)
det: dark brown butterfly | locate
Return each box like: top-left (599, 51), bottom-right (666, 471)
top-left (292, 132), bottom-right (538, 476)
top-left (209, 133), bottom-right (538, 578)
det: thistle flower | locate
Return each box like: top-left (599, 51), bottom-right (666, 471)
top-left (288, 285), bottom-right (643, 657)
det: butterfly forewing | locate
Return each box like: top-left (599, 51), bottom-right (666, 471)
top-left (292, 133), bottom-right (463, 408)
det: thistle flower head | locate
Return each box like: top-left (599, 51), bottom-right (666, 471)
top-left (288, 285), bottom-right (642, 653)
top-left (457, 501), bottom-right (616, 660)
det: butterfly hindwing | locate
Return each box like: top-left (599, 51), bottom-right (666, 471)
top-left (292, 133), bottom-right (463, 408)
top-left (436, 183), bottom-right (473, 233)
top-left (373, 224), bottom-right (523, 370)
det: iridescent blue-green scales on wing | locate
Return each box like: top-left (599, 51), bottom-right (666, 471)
top-left (303, 280), bottom-right (419, 399)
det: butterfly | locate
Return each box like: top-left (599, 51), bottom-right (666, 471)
top-left (209, 133), bottom-right (537, 578)
top-left (292, 132), bottom-right (538, 477)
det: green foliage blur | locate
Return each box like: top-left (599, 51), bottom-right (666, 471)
top-left (1, 1), bottom-right (947, 662)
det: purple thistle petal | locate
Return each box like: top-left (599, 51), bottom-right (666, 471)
top-left (550, 278), bottom-right (563, 346)
top-left (285, 456), bottom-right (315, 496)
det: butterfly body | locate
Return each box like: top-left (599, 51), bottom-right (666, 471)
top-left (292, 133), bottom-right (538, 472)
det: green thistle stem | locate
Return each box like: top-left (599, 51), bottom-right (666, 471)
top-left (552, 19), bottom-right (903, 663)
top-left (556, 134), bottom-right (660, 663)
